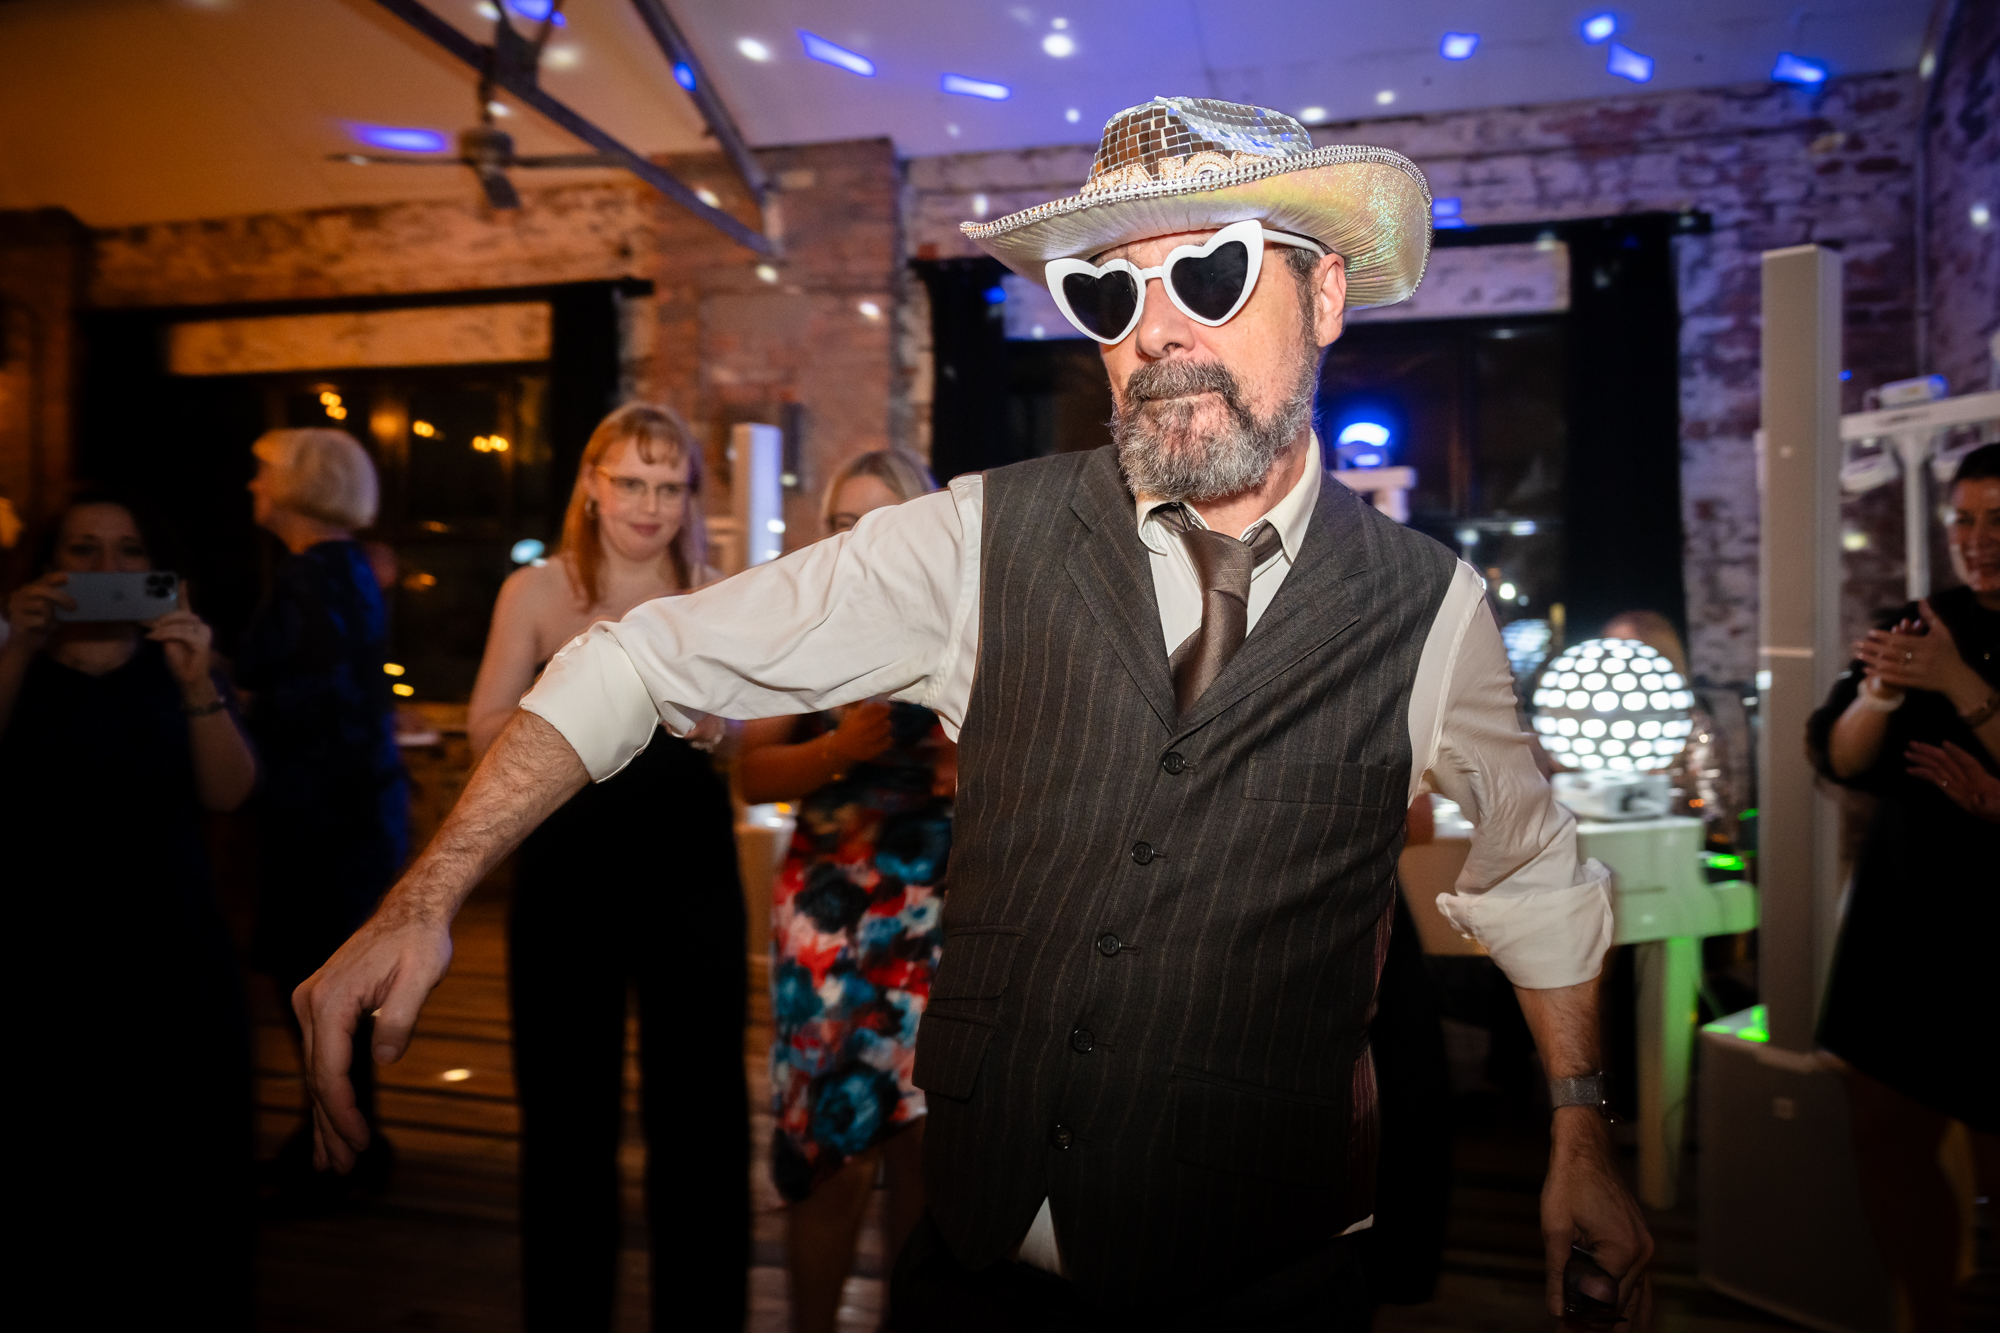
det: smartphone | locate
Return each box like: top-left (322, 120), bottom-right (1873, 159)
top-left (52, 571), bottom-right (180, 622)
top-left (1563, 1245), bottom-right (1623, 1328)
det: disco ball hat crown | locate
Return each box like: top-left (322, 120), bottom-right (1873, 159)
top-left (961, 96), bottom-right (1434, 309)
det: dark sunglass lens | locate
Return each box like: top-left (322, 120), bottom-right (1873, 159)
top-left (1169, 240), bottom-right (1251, 321)
top-left (1062, 269), bottom-right (1139, 339)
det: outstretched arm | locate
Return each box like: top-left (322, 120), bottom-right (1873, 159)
top-left (294, 709), bottom-right (587, 1171)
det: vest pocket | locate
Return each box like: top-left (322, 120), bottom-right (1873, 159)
top-left (1169, 1067), bottom-right (1347, 1185)
top-left (912, 1011), bottom-right (997, 1100)
top-left (1243, 758), bottom-right (1403, 808)
top-left (930, 926), bottom-right (1027, 1000)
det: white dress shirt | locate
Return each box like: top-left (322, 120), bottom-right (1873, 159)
top-left (523, 436), bottom-right (1612, 1270)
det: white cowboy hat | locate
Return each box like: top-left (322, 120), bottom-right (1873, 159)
top-left (961, 96), bottom-right (1433, 309)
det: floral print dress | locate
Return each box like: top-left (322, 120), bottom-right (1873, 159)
top-left (769, 703), bottom-right (951, 1202)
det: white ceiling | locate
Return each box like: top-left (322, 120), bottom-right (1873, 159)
top-left (0, 0), bottom-right (1937, 229)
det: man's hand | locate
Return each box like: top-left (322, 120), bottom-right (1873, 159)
top-left (294, 904), bottom-right (455, 1171)
top-left (1543, 1108), bottom-right (1654, 1323)
top-left (293, 708), bottom-right (589, 1172)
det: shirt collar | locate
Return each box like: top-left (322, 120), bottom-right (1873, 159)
top-left (1135, 433), bottom-right (1323, 560)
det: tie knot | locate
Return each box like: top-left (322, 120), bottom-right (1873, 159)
top-left (1154, 504), bottom-right (1284, 580)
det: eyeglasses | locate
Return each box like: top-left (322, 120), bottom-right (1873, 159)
top-left (1044, 219), bottom-right (1326, 345)
top-left (595, 468), bottom-right (691, 506)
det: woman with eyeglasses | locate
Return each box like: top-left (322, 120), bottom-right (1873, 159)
top-left (466, 403), bottom-right (747, 1331)
top-left (736, 448), bottom-right (956, 1333)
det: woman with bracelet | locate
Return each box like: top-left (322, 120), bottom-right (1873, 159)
top-left (1, 495), bottom-right (257, 1326)
top-left (737, 449), bottom-right (954, 1333)
top-left (1808, 442), bottom-right (2000, 1331)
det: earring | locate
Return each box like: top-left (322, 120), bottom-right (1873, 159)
top-left (585, 497), bottom-right (598, 518)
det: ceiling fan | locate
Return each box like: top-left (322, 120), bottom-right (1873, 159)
top-left (328, 0), bottom-right (616, 209)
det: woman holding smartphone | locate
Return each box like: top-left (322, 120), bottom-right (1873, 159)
top-left (466, 402), bottom-right (747, 1332)
top-left (0, 494), bottom-right (257, 1327)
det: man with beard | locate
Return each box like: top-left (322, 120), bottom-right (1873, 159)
top-left (291, 98), bottom-right (1651, 1328)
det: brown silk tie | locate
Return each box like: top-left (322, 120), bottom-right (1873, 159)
top-left (1157, 505), bottom-right (1286, 718)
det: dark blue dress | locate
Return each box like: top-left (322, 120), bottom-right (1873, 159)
top-left (236, 540), bottom-right (409, 985)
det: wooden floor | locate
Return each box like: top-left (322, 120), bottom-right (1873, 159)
top-left (248, 877), bottom-right (1985, 1332)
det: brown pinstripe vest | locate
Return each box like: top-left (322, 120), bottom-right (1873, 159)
top-left (912, 445), bottom-right (1457, 1308)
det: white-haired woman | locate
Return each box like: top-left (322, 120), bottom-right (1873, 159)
top-left (737, 448), bottom-right (955, 1333)
top-left (237, 428), bottom-right (409, 1207)
top-left (466, 402), bottom-right (747, 1331)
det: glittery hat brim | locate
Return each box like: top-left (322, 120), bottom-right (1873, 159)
top-left (961, 145), bottom-right (1433, 309)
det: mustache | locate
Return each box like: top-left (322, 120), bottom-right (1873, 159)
top-left (1122, 359), bottom-right (1246, 411)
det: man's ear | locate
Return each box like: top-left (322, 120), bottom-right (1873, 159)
top-left (1313, 252), bottom-right (1348, 347)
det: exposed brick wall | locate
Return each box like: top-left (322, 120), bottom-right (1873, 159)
top-left (905, 75), bottom-right (1936, 689)
top-left (78, 138), bottom-right (902, 552)
top-left (1923, 0), bottom-right (1999, 396)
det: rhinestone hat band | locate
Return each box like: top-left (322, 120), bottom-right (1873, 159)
top-left (1080, 97), bottom-right (1314, 196)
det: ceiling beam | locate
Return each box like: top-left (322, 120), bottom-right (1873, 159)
top-left (367, 0), bottom-right (775, 256)
top-left (626, 0), bottom-right (769, 205)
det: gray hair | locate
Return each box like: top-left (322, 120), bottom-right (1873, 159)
top-left (252, 428), bottom-right (379, 528)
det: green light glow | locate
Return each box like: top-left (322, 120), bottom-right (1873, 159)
top-left (1702, 1004), bottom-right (1769, 1043)
top-left (1739, 807), bottom-right (1759, 820)
top-left (1706, 853), bottom-right (1747, 872)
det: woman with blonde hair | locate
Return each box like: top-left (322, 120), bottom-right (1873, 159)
top-left (466, 402), bottom-right (747, 1330)
top-left (237, 427), bottom-right (408, 1209)
top-left (738, 447), bottom-right (954, 1333)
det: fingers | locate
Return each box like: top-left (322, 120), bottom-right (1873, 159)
top-left (295, 975), bottom-right (371, 1172)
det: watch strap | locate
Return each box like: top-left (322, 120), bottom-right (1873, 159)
top-left (1549, 1073), bottom-right (1609, 1117)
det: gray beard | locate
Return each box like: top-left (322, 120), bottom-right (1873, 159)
top-left (1110, 353), bottom-right (1318, 503)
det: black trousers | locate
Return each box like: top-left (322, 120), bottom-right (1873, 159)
top-left (509, 737), bottom-right (748, 1332)
top-left (889, 1213), bottom-right (1370, 1332)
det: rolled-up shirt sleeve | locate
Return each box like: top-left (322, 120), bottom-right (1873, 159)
top-left (1419, 565), bottom-right (1613, 989)
top-left (523, 476), bottom-right (981, 782)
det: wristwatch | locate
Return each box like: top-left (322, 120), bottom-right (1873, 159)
top-left (1549, 1073), bottom-right (1611, 1120)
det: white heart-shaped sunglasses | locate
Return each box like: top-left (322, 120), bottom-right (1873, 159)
top-left (1044, 219), bottom-right (1327, 345)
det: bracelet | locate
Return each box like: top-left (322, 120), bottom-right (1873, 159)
top-left (183, 697), bottom-right (227, 718)
top-left (821, 732), bottom-right (846, 782)
top-left (1962, 690), bottom-right (2000, 729)
top-left (1856, 679), bottom-right (1906, 712)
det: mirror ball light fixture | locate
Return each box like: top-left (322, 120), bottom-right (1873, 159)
top-left (1531, 637), bottom-right (1694, 772)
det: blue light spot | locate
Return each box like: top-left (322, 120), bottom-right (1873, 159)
top-left (673, 62), bottom-right (696, 91)
top-left (1440, 32), bottom-right (1479, 60)
top-left (942, 73), bottom-right (1010, 100)
top-left (1607, 42), bottom-right (1654, 83)
top-left (1840, 369), bottom-right (1852, 381)
top-left (505, 0), bottom-right (564, 25)
top-left (1431, 196), bottom-right (1465, 229)
top-left (1353, 453), bottom-right (1382, 467)
top-left (983, 285), bottom-right (1007, 305)
top-left (799, 30), bottom-right (875, 77)
top-left (354, 125), bottom-right (448, 154)
top-left (1338, 421), bottom-right (1392, 448)
top-left (1582, 13), bottom-right (1617, 43)
top-left (1771, 52), bottom-right (1830, 86)
top-left (510, 538), bottom-right (546, 564)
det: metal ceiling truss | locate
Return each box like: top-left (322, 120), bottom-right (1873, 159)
top-left (367, 0), bottom-right (776, 256)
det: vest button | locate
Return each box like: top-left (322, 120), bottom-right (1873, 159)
top-left (1096, 933), bottom-right (1122, 957)
top-left (1070, 1027), bottom-right (1095, 1054)
top-left (1161, 751), bottom-right (1187, 775)
top-left (1131, 841), bottom-right (1155, 864)
top-left (1050, 1123), bottom-right (1074, 1149)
